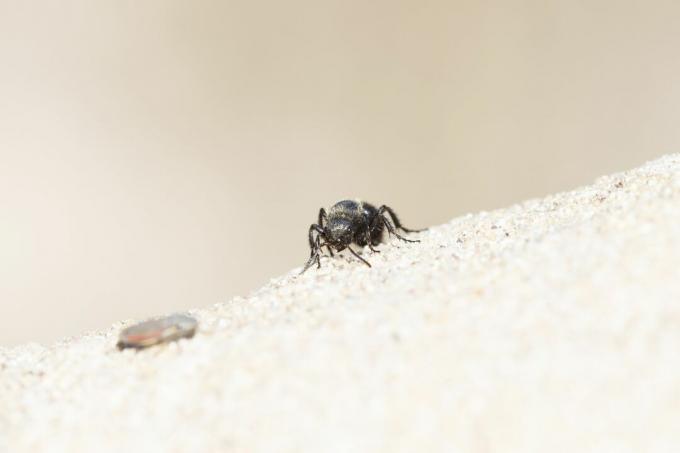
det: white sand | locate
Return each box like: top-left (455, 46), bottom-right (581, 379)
top-left (2, 155), bottom-right (680, 452)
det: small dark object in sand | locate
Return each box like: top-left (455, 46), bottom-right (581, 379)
top-left (117, 314), bottom-right (198, 350)
top-left (302, 200), bottom-right (425, 273)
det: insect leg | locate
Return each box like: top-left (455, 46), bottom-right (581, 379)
top-left (308, 224), bottom-right (325, 255)
top-left (377, 205), bottom-right (426, 233)
top-left (318, 208), bottom-right (328, 226)
top-left (377, 210), bottom-right (419, 243)
top-left (300, 250), bottom-right (319, 274)
top-left (300, 224), bottom-right (326, 274)
top-left (364, 226), bottom-right (380, 253)
top-left (301, 235), bottom-right (323, 274)
top-left (317, 208), bottom-right (335, 256)
top-left (347, 245), bottom-right (372, 267)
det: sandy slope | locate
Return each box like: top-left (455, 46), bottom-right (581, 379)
top-left (2, 155), bottom-right (680, 452)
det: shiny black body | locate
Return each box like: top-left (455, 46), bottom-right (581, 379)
top-left (301, 200), bottom-right (424, 273)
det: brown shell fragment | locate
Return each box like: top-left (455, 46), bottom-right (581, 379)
top-left (117, 314), bottom-right (198, 350)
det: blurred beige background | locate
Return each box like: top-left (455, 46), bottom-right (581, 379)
top-left (1, 0), bottom-right (679, 346)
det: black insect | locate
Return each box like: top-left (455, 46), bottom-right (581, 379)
top-left (301, 200), bottom-right (425, 273)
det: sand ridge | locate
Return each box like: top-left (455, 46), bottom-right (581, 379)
top-left (2, 154), bottom-right (680, 452)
